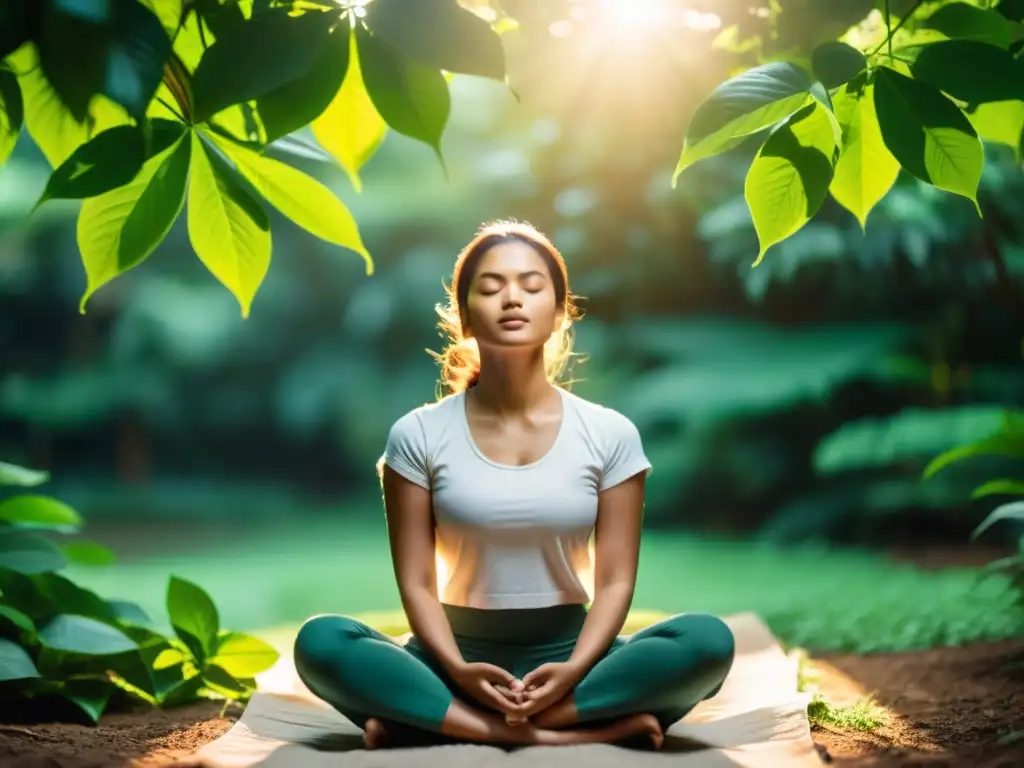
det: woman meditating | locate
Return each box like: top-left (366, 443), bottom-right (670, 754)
top-left (293, 221), bottom-right (735, 749)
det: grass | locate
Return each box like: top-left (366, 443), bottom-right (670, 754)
top-left (806, 695), bottom-right (887, 731)
top-left (68, 513), bottom-right (1024, 654)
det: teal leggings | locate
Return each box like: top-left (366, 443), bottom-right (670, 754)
top-left (293, 604), bottom-right (735, 743)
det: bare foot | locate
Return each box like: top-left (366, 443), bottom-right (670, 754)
top-left (363, 717), bottom-right (389, 750)
top-left (535, 713), bottom-right (663, 749)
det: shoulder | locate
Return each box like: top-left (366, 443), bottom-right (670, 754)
top-left (562, 389), bottom-right (642, 441)
top-left (389, 395), bottom-right (460, 435)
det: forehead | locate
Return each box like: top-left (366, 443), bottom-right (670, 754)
top-left (474, 240), bottom-right (549, 277)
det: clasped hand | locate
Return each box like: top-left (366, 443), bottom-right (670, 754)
top-left (450, 660), bottom-right (583, 723)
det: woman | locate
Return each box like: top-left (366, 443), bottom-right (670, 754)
top-left (293, 221), bottom-right (735, 749)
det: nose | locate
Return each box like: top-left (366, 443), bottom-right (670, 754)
top-left (502, 284), bottom-right (524, 308)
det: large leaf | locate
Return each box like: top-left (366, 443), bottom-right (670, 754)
top-left (0, 494), bottom-right (82, 530)
top-left (358, 26), bottom-right (450, 162)
top-left (674, 62), bottom-right (814, 182)
top-left (33, 573), bottom-right (115, 621)
top-left (873, 67), bottom-right (983, 210)
top-left (0, 0), bottom-right (36, 61)
top-left (911, 40), bottom-right (1024, 104)
top-left (829, 75), bottom-right (900, 229)
top-left (810, 42), bottom-right (867, 90)
top-left (77, 127), bottom-right (191, 311)
top-left (973, 501), bottom-right (1024, 539)
top-left (312, 29), bottom-right (387, 192)
top-left (364, 0), bottom-right (506, 81)
top-left (0, 461), bottom-right (49, 488)
top-left (39, 614), bottom-right (138, 655)
top-left (166, 575), bottom-right (219, 663)
top-left (256, 26), bottom-right (350, 142)
top-left (923, 2), bottom-right (1015, 49)
top-left (214, 135), bottom-right (371, 273)
top-left (191, 8), bottom-right (339, 123)
top-left (0, 68), bottom-right (23, 167)
top-left (0, 530), bottom-right (67, 574)
top-left (0, 605), bottom-right (35, 634)
top-left (12, 44), bottom-right (128, 167)
top-left (36, 0), bottom-right (114, 122)
top-left (210, 631), bottom-right (279, 678)
top-left (968, 100), bottom-right (1024, 159)
top-left (187, 132), bottom-right (271, 317)
top-left (0, 638), bottom-right (40, 682)
top-left (104, 0), bottom-right (173, 118)
top-left (36, 125), bottom-right (147, 206)
top-left (62, 678), bottom-right (112, 723)
top-left (744, 102), bottom-right (838, 263)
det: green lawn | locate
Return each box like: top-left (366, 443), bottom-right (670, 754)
top-left (69, 515), bottom-right (1024, 654)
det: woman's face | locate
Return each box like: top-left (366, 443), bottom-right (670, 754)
top-left (463, 240), bottom-right (562, 351)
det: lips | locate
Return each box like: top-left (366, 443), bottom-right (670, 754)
top-left (498, 315), bottom-right (528, 328)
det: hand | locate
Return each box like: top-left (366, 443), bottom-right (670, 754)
top-left (518, 661), bottom-right (584, 717)
top-left (449, 661), bottom-right (527, 717)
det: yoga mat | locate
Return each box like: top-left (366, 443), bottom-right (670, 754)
top-left (188, 612), bottom-right (821, 767)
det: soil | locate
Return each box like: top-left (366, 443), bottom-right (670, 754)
top-left (0, 544), bottom-right (1021, 767)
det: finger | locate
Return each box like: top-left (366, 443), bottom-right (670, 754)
top-left (521, 665), bottom-right (550, 688)
top-left (480, 663), bottom-right (518, 687)
top-left (482, 683), bottom-right (527, 716)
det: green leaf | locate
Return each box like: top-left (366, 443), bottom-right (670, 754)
top-left (365, 0), bottom-right (506, 81)
top-left (140, 0), bottom-right (184, 33)
top-left (911, 40), bottom-right (1024, 104)
top-left (0, 638), bottom-right (40, 681)
top-left (36, 1), bottom-right (114, 122)
top-left (36, 125), bottom-right (146, 207)
top-left (0, 605), bottom-right (35, 633)
top-left (973, 501), bottom-right (1024, 539)
top-left (213, 134), bottom-right (372, 273)
top-left (186, 132), bottom-right (271, 318)
top-left (923, 2), bottom-right (1015, 49)
top-left (33, 574), bottom-right (115, 621)
top-left (61, 541), bottom-right (116, 566)
top-left (0, 68), bottom-right (23, 167)
top-left (829, 75), bottom-right (900, 230)
top-left (0, 494), bottom-right (82, 530)
top-left (968, 100), bottom-right (1024, 159)
top-left (78, 127), bottom-right (191, 312)
top-left (312, 28), bottom-right (387, 193)
top-left (202, 662), bottom-right (250, 698)
top-left (153, 647), bottom-right (185, 670)
top-left (358, 25), bottom-right (450, 163)
top-left (256, 27), bottom-right (349, 142)
top-left (810, 42), bottom-right (867, 90)
top-left (166, 575), bottom-right (220, 663)
top-left (104, 0), bottom-right (173, 118)
top-left (191, 8), bottom-right (339, 123)
top-left (971, 479), bottom-right (1024, 499)
top-left (12, 44), bottom-right (128, 168)
top-left (0, 461), bottom-right (49, 488)
top-left (107, 599), bottom-right (151, 627)
top-left (873, 67), bottom-right (983, 210)
top-left (0, 567), bottom-right (55, 619)
top-left (744, 102), bottom-right (838, 263)
top-left (0, 530), bottom-right (67, 574)
top-left (0, 0), bottom-right (36, 61)
top-left (39, 614), bottom-right (138, 655)
top-left (924, 430), bottom-right (1024, 478)
top-left (210, 631), bottom-right (279, 678)
top-left (62, 677), bottom-right (112, 722)
top-left (674, 62), bottom-right (814, 182)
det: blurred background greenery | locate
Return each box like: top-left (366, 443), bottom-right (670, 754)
top-left (2, 0), bottom-right (1022, 653)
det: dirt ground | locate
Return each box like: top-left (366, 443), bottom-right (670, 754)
top-left (0, 635), bottom-right (1020, 768)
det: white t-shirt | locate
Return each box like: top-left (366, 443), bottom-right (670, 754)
top-left (382, 387), bottom-right (652, 609)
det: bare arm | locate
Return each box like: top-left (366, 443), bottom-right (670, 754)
top-left (381, 465), bottom-right (464, 674)
top-left (566, 472), bottom-right (646, 676)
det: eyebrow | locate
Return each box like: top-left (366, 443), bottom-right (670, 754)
top-left (476, 270), bottom-right (547, 281)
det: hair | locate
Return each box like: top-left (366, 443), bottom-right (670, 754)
top-left (432, 220), bottom-right (581, 398)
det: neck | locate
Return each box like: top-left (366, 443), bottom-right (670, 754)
top-left (471, 347), bottom-right (553, 414)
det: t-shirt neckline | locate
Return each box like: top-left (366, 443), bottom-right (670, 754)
top-left (459, 387), bottom-right (568, 471)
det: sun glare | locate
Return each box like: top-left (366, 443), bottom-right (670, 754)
top-left (596, 0), bottom-right (721, 34)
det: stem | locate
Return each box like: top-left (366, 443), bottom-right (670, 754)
top-left (157, 97), bottom-right (186, 123)
top-left (871, 0), bottom-right (927, 57)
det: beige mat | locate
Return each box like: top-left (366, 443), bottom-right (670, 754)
top-left (191, 612), bottom-right (821, 767)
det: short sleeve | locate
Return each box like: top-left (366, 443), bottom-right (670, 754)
top-left (599, 410), bottom-right (653, 492)
top-left (382, 412), bottom-right (431, 489)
